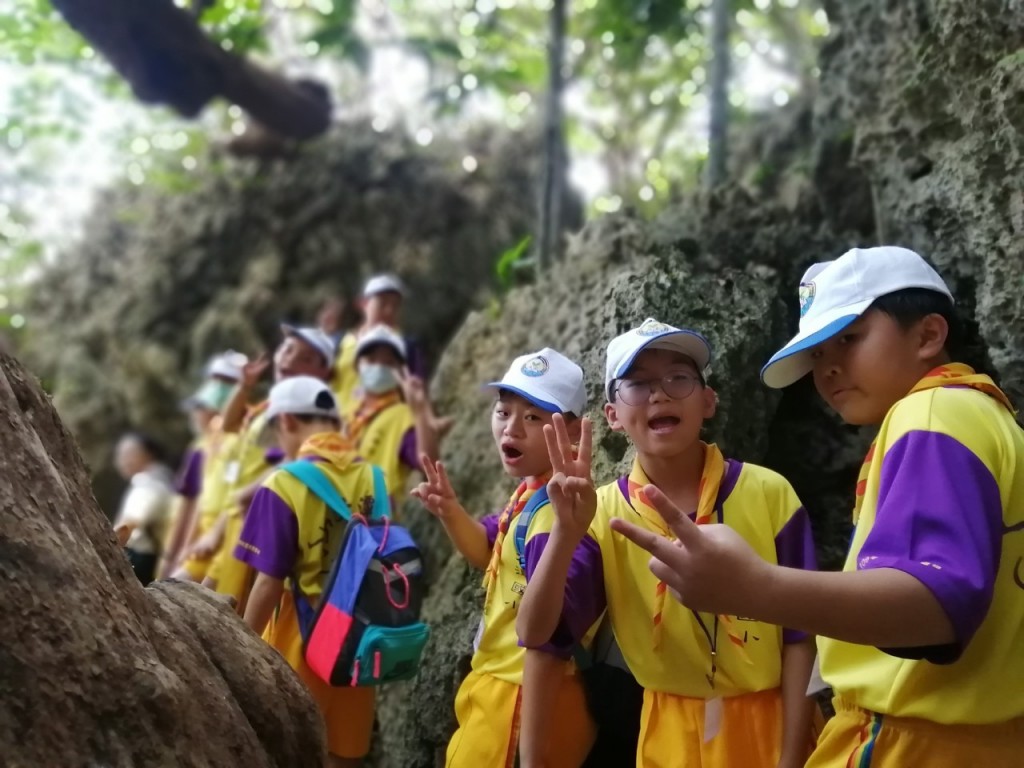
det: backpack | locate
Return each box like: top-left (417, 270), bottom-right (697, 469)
top-left (280, 460), bottom-right (431, 687)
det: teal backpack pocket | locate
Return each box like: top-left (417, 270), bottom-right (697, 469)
top-left (351, 622), bottom-right (431, 685)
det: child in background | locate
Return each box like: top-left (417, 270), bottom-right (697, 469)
top-left (518, 319), bottom-right (818, 768)
top-left (162, 351), bottom-right (245, 580)
top-left (346, 324), bottom-right (438, 501)
top-left (411, 348), bottom-right (596, 768)
top-left (197, 324), bottom-right (335, 612)
top-left (621, 247), bottom-right (1024, 767)
top-left (235, 376), bottom-right (384, 768)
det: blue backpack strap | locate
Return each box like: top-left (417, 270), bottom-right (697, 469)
top-left (279, 460), bottom-right (353, 521)
top-left (369, 465), bottom-right (390, 520)
top-left (513, 486), bottom-right (550, 574)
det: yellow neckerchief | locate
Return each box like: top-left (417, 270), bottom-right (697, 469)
top-left (627, 443), bottom-right (752, 671)
top-left (853, 363), bottom-right (1016, 524)
top-left (296, 431), bottom-right (359, 473)
top-left (345, 391), bottom-right (402, 443)
top-left (481, 474), bottom-right (550, 603)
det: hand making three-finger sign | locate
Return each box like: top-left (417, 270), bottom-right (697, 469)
top-left (609, 484), bottom-right (766, 617)
top-left (543, 413), bottom-right (596, 542)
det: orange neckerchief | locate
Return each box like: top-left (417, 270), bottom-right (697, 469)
top-left (242, 399), bottom-right (269, 429)
top-left (627, 444), bottom-right (751, 665)
top-left (345, 391), bottom-right (402, 443)
top-left (853, 363), bottom-right (1016, 523)
top-left (296, 431), bottom-right (358, 473)
top-left (481, 475), bottom-right (550, 603)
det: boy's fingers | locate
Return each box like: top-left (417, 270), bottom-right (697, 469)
top-left (643, 484), bottom-right (702, 546)
top-left (577, 417), bottom-right (593, 471)
top-left (609, 518), bottom-right (688, 568)
top-left (436, 461), bottom-right (453, 493)
top-left (544, 424), bottom-right (566, 475)
top-left (421, 455), bottom-right (438, 484)
top-left (553, 412), bottom-right (573, 465)
top-left (649, 558), bottom-right (686, 595)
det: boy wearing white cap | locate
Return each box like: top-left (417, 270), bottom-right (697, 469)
top-left (345, 324), bottom-right (438, 501)
top-left (617, 247), bottom-right (1024, 767)
top-left (235, 376), bottom-right (384, 768)
top-left (162, 351), bottom-right (247, 579)
top-left (411, 348), bottom-right (597, 768)
top-left (198, 325), bottom-right (336, 610)
top-left (518, 319), bottom-right (818, 768)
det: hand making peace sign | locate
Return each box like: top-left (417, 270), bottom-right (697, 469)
top-left (543, 413), bottom-right (596, 542)
top-left (410, 453), bottom-right (461, 520)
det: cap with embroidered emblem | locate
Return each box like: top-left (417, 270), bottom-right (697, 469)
top-left (605, 318), bottom-right (712, 401)
top-left (761, 246), bottom-right (953, 389)
top-left (485, 347), bottom-right (586, 415)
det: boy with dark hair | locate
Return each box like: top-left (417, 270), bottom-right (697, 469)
top-left (619, 247), bottom-right (1024, 767)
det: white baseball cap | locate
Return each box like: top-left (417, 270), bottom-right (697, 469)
top-left (363, 274), bottom-right (406, 298)
top-left (761, 246), bottom-right (954, 389)
top-left (281, 324), bottom-right (336, 366)
top-left (205, 350), bottom-right (248, 381)
top-left (265, 376), bottom-right (340, 421)
top-left (355, 324), bottom-right (408, 362)
top-left (485, 348), bottom-right (587, 415)
top-left (605, 318), bottom-right (712, 401)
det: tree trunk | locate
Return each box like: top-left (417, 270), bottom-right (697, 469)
top-left (706, 0), bottom-right (732, 189)
top-left (537, 0), bottom-right (569, 271)
top-left (0, 351), bottom-right (325, 766)
top-left (50, 0), bottom-right (331, 140)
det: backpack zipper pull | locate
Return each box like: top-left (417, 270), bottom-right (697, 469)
top-left (351, 659), bottom-right (360, 687)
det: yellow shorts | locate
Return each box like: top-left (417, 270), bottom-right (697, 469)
top-left (175, 516), bottom-right (218, 582)
top-left (267, 591), bottom-right (376, 759)
top-left (207, 513), bottom-right (253, 614)
top-left (445, 669), bottom-right (594, 768)
top-left (638, 687), bottom-right (784, 768)
top-left (807, 697), bottom-right (1024, 768)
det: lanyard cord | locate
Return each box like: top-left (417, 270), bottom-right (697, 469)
top-left (692, 500), bottom-right (722, 690)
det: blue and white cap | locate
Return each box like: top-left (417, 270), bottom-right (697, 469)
top-left (761, 246), bottom-right (953, 389)
top-left (605, 318), bottom-right (712, 401)
top-left (281, 324), bottom-right (336, 366)
top-left (266, 376), bottom-right (339, 421)
top-left (485, 348), bottom-right (587, 415)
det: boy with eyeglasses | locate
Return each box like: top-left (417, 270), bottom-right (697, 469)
top-left (517, 318), bottom-right (819, 768)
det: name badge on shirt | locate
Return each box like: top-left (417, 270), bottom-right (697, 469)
top-left (224, 461), bottom-right (241, 485)
top-left (472, 617), bottom-right (485, 653)
top-left (704, 697), bottom-right (723, 742)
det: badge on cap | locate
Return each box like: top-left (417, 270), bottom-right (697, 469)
top-left (637, 319), bottom-right (673, 336)
top-left (521, 355), bottom-right (549, 377)
top-left (798, 282), bottom-right (816, 318)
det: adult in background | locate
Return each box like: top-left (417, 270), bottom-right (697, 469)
top-left (113, 432), bottom-right (176, 585)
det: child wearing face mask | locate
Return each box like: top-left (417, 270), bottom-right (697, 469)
top-left (346, 324), bottom-right (439, 503)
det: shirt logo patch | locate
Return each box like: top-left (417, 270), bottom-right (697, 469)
top-left (798, 282), bottom-right (816, 318)
top-left (521, 356), bottom-right (549, 377)
top-left (636, 319), bottom-right (674, 337)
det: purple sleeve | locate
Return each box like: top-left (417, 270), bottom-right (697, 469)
top-left (520, 533), bottom-right (606, 658)
top-left (234, 487), bottom-right (299, 580)
top-left (405, 337), bottom-right (428, 380)
top-left (264, 446), bottom-right (285, 466)
top-left (481, 514), bottom-right (500, 549)
top-left (775, 507), bottom-right (818, 644)
top-left (858, 430), bottom-right (1002, 662)
top-left (174, 449), bottom-right (203, 499)
top-left (398, 428), bottom-right (419, 470)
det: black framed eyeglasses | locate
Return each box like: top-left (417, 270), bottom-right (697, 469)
top-left (615, 373), bottom-right (702, 406)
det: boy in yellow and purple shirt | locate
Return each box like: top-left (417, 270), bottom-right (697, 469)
top-left (619, 247), bottom-right (1024, 767)
top-left (345, 324), bottom-right (438, 503)
top-left (411, 348), bottom-right (596, 768)
top-left (518, 319), bottom-right (818, 768)
top-left (235, 375), bottom-right (384, 768)
top-left (198, 324), bottom-right (336, 612)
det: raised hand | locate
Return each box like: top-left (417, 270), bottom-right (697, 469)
top-left (543, 413), bottom-right (596, 541)
top-left (396, 366), bottom-right (429, 413)
top-left (610, 484), bottom-right (765, 616)
top-left (240, 353), bottom-right (270, 389)
top-left (410, 454), bottom-right (461, 519)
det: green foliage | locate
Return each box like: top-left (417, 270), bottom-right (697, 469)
top-left (495, 234), bottom-right (534, 293)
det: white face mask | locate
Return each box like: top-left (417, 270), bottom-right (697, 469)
top-left (359, 362), bottom-right (398, 394)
